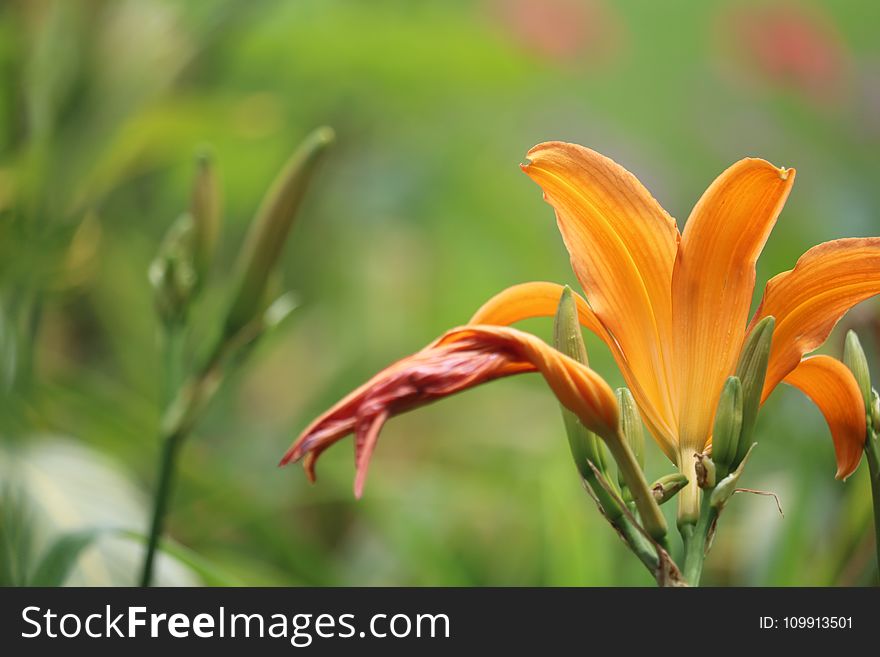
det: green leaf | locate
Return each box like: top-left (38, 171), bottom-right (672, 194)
top-left (155, 539), bottom-right (244, 587)
top-left (0, 484), bottom-right (36, 586)
top-left (120, 530), bottom-right (243, 587)
top-left (29, 527), bottom-right (105, 586)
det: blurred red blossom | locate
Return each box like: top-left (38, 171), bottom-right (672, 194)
top-left (489, 0), bottom-right (624, 66)
top-left (719, 2), bottom-right (852, 105)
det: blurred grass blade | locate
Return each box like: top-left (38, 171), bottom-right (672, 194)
top-left (28, 527), bottom-right (105, 586)
top-left (155, 538), bottom-right (244, 587)
top-left (0, 485), bottom-right (35, 586)
top-left (121, 529), bottom-right (242, 586)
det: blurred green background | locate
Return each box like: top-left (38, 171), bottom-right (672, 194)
top-left (2, 0), bottom-right (879, 586)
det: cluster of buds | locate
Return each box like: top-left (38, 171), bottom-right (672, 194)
top-left (147, 128), bottom-right (334, 448)
top-left (148, 152), bottom-right (221, 328)
top-left (691, 317), bottom-right (776, 512)
top-left (148, 128), bottom-right (333, 344)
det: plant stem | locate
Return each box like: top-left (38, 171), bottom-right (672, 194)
top-left (139, 325), bottom-right (186, 587)
top-left (603, 430), bottom-right (668, 541)
top-left (616, 516), bottom-right (661, 573)
top-left (137, 313), bottom-right (271, 586)
top-left (681, 493), bottom-right (717, 586)
top-left (138, 429), bottom-right (183, 586)
top-left (582, 472), bottom-right (659, 574)
top-left (865, 430), bottom-right (880, 580)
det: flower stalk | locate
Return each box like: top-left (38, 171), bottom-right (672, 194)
top-left (139, 130), bottom-right (331, 586)
top-left (842, 330), bottom-right (880, 578)
top-left (681, 492), bottom-right (717, 586)
top-left (865, 429), bottom-right (880, 578)
top-left (601, 428), bottom-right (668, 543)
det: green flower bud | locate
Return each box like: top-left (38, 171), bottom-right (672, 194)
top-left (694, 452), bottom-right (716, 489)
top-left (554, 289), bottom-right (667, 540)
top-left (843, 330), bottom-right (872, 412)
top-left (554, 286), bottom-right (609, 479)
top-left (651, 473), bottom-right (689, 504)
top-left (190, 150), bottom-right (221, 283)
top-left (148, 213), bottom-right (197, 327)
top-left (553, 287), bottom-right (589, 366)
top-left (616, 388), bottom-right (644, 468)
top-left (616, 387), bottom-right (644, 497)
top-left (711, 376), bottom-right (743, 479)
top-left (710, 443), bottom-right (757, 510)
top-left (872, 389), bottom-right (880, 435)
top-left (224, 127), bottom-right (334, 338)
top-left (734, 316), bottom-right (775, 465)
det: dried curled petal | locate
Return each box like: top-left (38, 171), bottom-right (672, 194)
top-left (280, 325), bottom-right (618, 497)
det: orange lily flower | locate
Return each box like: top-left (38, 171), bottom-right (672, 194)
top-left (283, 141), bottom-right (880, 521)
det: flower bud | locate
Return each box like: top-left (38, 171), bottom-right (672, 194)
top-left (843, 330), bottom-right (872, 412)
top-left (550, 291), bottom-right (666, 540)
top-left (190, 150), bottom-right (221, 283)
top-left (223, 127), bottom-right (334, 338)
top-left (694, 452), bottom-right (716, 489)
top-left (148, 213), bottom-right (197, 327)
top-left (616, 387), bottom-right (644, 468)
top-left (734, 316), bottom-right (775, 465)
top-left (616, 387), bottom-right (644, 497)
top-left (711, 376), bottom-right (743, 479)
top-left (710, 443), bottom-right (757, 510)
top-left (554, 286), bottom-right (608, 479)
top-left (651, 473), bottom-right (689, 504)
top-left (872, 389), bottom-right (880, 435)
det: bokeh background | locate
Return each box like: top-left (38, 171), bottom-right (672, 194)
top-left (2, 0), bottom-right (879, 586)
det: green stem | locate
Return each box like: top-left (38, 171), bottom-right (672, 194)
top-left (604, 430), bottom-right (668, 542)
top-left (865, 431), bottom-right (880, 581)
top-left (136, 314), bottom-right (277, 586)
top-left (681, 493), bottom-right (716, 586)
top-left (617, 516), bottom-right (661, 573)
top-left (138, 430), bottom-right (183, 587)
top-left (582, 472), bottom-right (659, 574)
top-left (163, 326), bottom-right (186, 406)
top-left (139, 326), bottom-right (186, 587)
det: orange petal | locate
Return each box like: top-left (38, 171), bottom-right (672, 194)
top-left (522, 142), bottom-right (680, 449)
top-left (783, 355), bottom-right (866, 479)
top-left (468, 281), bottom-right (677, 459)
top-left (469, 281), bottom-right (607, 337)
top-left (282, 325), bottom-right (618, 496)
top-left (672, 158), bottom-right (794, 455)
top-left (751, 238), bottom-right (880, 400)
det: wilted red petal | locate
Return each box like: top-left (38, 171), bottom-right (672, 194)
top-left (281, 325), bottom-right (618, 496)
